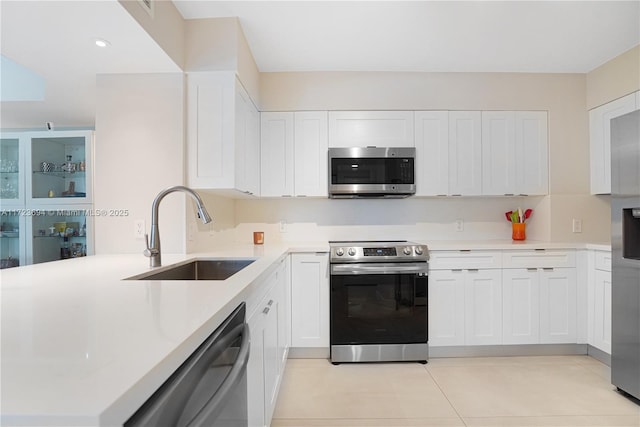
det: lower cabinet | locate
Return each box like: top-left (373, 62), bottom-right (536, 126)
top-left (503, 268), bottom-right (577, 344)
top-left (430, 249), bottom-right (579, 349)
top-left (592, 265), bottom-right (612, 354)
top-left (429, 267), bottom-right (502, 346)
top-left (247, 257), bottom-right (290, 427)
top-left (290, 252), bottom-right (330, 348)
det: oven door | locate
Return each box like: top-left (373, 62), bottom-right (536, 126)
top-left (330, 263), bottom-right (428, 346)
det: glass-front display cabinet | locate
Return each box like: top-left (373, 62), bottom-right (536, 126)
top-left (0, 130), bottom-right (93, 267)
top-left (0, 210), bottom-right (26, 269)
top-left (27, 131), bottom-right (93, 205)
top-left (0, 135), bottom-right (26, 208)
top-left (27, 206), bottom-right (94, 264)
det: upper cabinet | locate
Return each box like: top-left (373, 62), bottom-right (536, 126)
top-left (414, 111), bottom-right (449, 196)
top-left (589, 91), bottom-right (638, 195)
top-left (1, 131), bottom-right (93, 207)
top-left (415, 111), bottom-right (548, 197)
top-left (448, 111), bottom-right (482, 196)
top-left (0, 134), bottom-right (25, 207)
top-left (261, 111), bottom-right (328, 197)
top-left (261, 112), bottom-right (295, 197)
top-left (186, 72), bottom-right (260, 196)
top-left (482, 111), bottom-right (548, 196)
top-left (328, 111), bottom-right (414, 148)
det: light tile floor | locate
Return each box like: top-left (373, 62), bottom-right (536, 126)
top-left (272, 356), bottom-right (640, 427)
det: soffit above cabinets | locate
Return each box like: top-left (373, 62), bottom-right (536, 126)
top-left (172, 1), bottom-right (640, 73)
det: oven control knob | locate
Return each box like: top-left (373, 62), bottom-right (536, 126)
top-left (348, 248), bottom-right (357, 256)
top-left (335, 248), bottom-right (344, 256)
top-left (403, 246), bottom-right (412, 255)
top-left (415, 246), bottom-right (423, 255)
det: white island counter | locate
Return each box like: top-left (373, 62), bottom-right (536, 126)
top-left (0, 243), bottom-right (326, 426)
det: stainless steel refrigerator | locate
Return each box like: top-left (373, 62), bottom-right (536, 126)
top-left (611, 109), bottom-right (640, 400)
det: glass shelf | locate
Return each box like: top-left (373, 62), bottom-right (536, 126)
top-left (33, 171), bottom-right (86, 179)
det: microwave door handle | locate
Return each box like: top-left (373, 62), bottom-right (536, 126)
top-left (331, 263), bottom-right (428, 275)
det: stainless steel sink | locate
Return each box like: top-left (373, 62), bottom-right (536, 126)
top-left (126, 259), bottom-right (255, 281)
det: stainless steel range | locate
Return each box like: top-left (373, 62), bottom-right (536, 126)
top-left (329, 241), bottom-right (429, 364)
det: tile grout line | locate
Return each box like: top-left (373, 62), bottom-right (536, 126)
top-left (422, 362), bottom-right (469, 427)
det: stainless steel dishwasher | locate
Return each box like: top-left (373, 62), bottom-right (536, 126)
top-left (125, 303), bottom-right (249, 427)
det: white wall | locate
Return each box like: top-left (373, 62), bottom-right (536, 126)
top-left (94, 73), bottom-right (187, 255)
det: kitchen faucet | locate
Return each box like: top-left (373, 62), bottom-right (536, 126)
top-left (144, 185), bottom-right (212, 267)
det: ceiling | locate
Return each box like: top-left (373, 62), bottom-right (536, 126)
top-left (0, 1), bottom-right (638, 129)
top-left (0, 0), bottom-right (180, 129)
top-left (173, 1), bottom-right (640, 73)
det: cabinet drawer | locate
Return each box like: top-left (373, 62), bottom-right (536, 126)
top-left (502, 250), bottom-right (576, 269)
top-left (429, 251), bottom-right (502, 270)
top-left (594, 251), bottom-right (612, 272)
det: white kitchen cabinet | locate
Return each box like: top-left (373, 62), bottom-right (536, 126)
top-left (261, 112), bottom-right (295, 197)
top-left (236, 86), bottom-right (261, 196)
top-left (294, 112), bottom-right (328, 197)
top-left (481, 111), bottom-right (548, 196)
top-left (414, 111), bottom-right (449, 196)
top-left (428, 269), bottom-right (465, 346)
top-left (448, 111), bottom-right (482, 196)
top-left (590, 250), bottom-right (612, 354)
top-left (464, 269), bottom-right (503, 345)
top-left (589, 92), bottom-right (638, 195)
top-left (186, 72), bottom-right (260, 195)
top-left (328, 111), bottom-right (414, 148)
top-left (429, 250), bottom-right (502, 346)
top-left (503, 250), bottom-right (577, 345)
top-left (290, 252), bottom-right (329, 348)
top-left (247, 258), bottom-right (290, 427)
top-left (539, 267), bottom-right (577, 344)
top-left (502, 268), bottom-right (540, 344)
top-left (261, 111), bottom-right (328, 197)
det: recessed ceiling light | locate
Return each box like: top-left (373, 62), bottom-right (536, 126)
top-left (94, 38), bottom-right (111, 48)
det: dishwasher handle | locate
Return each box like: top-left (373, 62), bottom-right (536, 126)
top-left (188, 322), bottom-right (250, 426)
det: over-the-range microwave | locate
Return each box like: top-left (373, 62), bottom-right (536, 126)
top-left (328, 147), bottom-right (416, 198)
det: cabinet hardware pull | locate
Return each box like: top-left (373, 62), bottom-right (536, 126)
top-left (268, 299), bottom-right (274, 306)
top-left (543, 268), bottom-right (554, 272)
top-left (459, 249), bottom-right (471, 252)
top-left (263, 307), bottom-right (270, 314)
top-left (535, 249), bottom-right (546, 252)
top-left (452, 269), bottom-right (463, 272)
top-left (467, 269), bottom-right (479, 272)
top-left (527, 268), bottom-right (538, 272)
top-left (452, 194), bottom-right (462, 197)
top-left (504, 193), bottom-right (514, 196)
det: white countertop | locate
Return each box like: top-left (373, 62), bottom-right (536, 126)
top-left (0, 239), bottom-right (608, 426)
top-left (0, 243), bottom-right (327, 426)
top-left (420, 240), bottom-right (611, 251)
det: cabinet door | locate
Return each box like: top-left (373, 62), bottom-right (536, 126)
top-left (414, 111), bottom-right (449, 196)
top-left (26, 130), bottom-right (93, 205)
top-left (263, 290), bottom-right (280, 425)
top-left (276, 257), bottom-right (291, 366)
top-left (186, 72), bottom-right (236, 189)
top-left (503, 268), bottom-right (540, 344)
top-left (481, 111), bottom-right (516, 196)
top-left (261, 112), bottom-right (295, 197)
top-left (236, 86), bottom-right (261, 196)
top-left (515, 111), bottom-right (548, 196)
top-left (290, 253), bottom-right (329, 348)
top-left (294, 112), bottom-right (328, 197)
top-left (247, 306), bottom-right (266, 427)
top-left (428, 269), bottom-right (465, 346)
top-left (539, 268), bottom-right (577, 344)
top-left (0, 133), bottom-right (26, 207)
top-left (449, 111), bottom-right (482, 196)
top-left (328, 111), bottom-right (414, 148)
top-left (593, 269), bottom-right (612, 353)
top-left (589, 92), bottom-right (637, 194)
top-left (464, 269), bottom-right (502, 345)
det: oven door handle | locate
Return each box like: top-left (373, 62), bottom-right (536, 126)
top-left (331, 263), bottom-right (428, 275)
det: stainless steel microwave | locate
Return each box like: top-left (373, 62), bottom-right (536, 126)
top-left (328, 147), bottom-right (416, 198)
